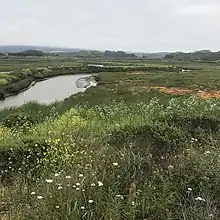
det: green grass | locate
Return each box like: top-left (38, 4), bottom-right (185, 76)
top-left (0, 56), bottom-right (179, 99)
top-left (1, 98), bottom-right (220, 219)
top-left (1, 57), bottom-right (220, 219)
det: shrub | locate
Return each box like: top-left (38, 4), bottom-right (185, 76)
top-left (29, 108), bottom-right (86, 140)
top-left (93, 75), bottom-right (102, 82)
top-left (0, 90), bottom-right (5, 100)
top-left (5, 78), bottom-right (32, 93)
top-left (2, 113), bottom-right (34, 129)
top-left (109, 123), bottom-right (188, 156)
top-left (0, 139), bottom-right (50, 182)
top-left (165, 115), bottom-right (220, 135)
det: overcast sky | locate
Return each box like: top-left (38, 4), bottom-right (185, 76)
top-left (0, 0), bottom-right (220, 52)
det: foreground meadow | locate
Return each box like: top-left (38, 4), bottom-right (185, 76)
top-left (1, 61), bottom-right (220, 219)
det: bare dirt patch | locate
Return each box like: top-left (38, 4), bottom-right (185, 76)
top-left (154, 87), bottom-right (220, 99)
top-left (129, 85), bottom-right (220, 99)
top-left (152, 86), bottom-right (192, 95)
top-left (197, 90), bottom-right (220, 99)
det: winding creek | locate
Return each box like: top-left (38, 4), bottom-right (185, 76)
top-left (0, 74), bottom-right (97, 110)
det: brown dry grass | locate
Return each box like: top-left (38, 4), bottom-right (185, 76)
top-left (198, 90), bottom-right (220, 99)
top-left (129, 85), bottom-right (220, 99)
top-left (155, 87), bottom-right (220, 99)
top-left (152, 86), bottom-right (192, 95)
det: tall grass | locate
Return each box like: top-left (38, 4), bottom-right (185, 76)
top-left (1, 97), bottom-right (220, 219)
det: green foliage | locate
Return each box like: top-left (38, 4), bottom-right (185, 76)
top-left (2, 112), bottom-right (34, 129)
top-left (109, 123), bottom-right (187, 156)
top-left (0, 90), bottom-right (5, 100)
top-left (0, 56), bottom-right (180, 99)
top-left (0, 78), bottom-right (8, 86)
top-left (104, 50), bottom-right (137, 58)
top-left (93, 75), bottom-right (102, 83)
top-left (1, 58), bottom-right (220, 219)
top-left (1, 97), bottom-right (220, 219)
top-left (166, 115), bottom-right (220, 134)
top-left (5, 78), bottom-right (32, 94)
top-left (9, 50), bottom-right (44, 56)
top-left (164, 50), bottom-right (220, 61)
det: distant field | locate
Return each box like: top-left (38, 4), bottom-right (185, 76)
top-left (0, 56), bottom-right (180, 99)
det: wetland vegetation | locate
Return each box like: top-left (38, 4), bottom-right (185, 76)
top-left (1, 54), bottom-right (220, 219)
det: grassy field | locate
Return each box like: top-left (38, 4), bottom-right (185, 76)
top-left (0, 56), bottom-right (180, 99)
top-left (1, 57), bottom-right (220, 219)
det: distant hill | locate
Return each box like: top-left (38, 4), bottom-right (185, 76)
top-left (137, 52), bottom-right (169, 60)
top-left (51, 50), bottom-right (104, 57)
top-left (1, 46), bottom-right (220, 61)
top-left (164, 50), bottom-right (220, 61)
top-left (104, 50), bottom-right (137, 58)
top-left (0, 45), bottom-right (79, 53)
top-left (9, 50), bottom-right (44, 56)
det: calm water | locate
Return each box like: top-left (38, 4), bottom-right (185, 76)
top-left (0, 74), bottom-right (94, 109)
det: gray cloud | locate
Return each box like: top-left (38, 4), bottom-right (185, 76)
top-left (0, 0), bottom-right (220, 52)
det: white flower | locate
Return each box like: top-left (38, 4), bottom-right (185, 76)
top-left (76, 187), bottom-right (80, 191)
top-left (98, 181), bottom-right (103, 187)
top-left (73, 185), bottom-right (76, 188)
top-left (205, 151), bottom-right (211, 154)
top-left (55, 173), bottom-right (60, 177)
top-left (81, 206), bottom-right (85, 210)
top-left (45, 179), bottom-right (53, 183)
top-left (78, 174), bottom-right (84, 177)
top-left (116, 195), bottom-right (124, 199)
top-left (76, 183), bottom-right (81, 186)
top-left (91, 183), bottom-right (96, 187)
top-left (58, 186), bottom-right (63, 190)
top-left (88, 200), bottom-right (94, 204)
top-left (31, 192), bottom-right (36, 195)
top-left (168, 165), bottom-right (174, 170)
top-left (82, 189), bottom-right (85, 192)
top-left (195, 196), bottom-right (206, 201)
top-left (65, 176), bottom-right (71, 179)
top-left (37, 196), bottom-right (43, 200)
top-left (56, 206), bottom-right (59, 209)
top-left (113, 162), bottom-right (119, 166)
top-left (187, 188), bottom-right (192, 192)
top-left (131, 201), bottom-right (135, 206)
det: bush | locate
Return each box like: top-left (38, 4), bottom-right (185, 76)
top-left (2, 97), bottom-right (220, 219)
top-left (93, 75), bottom-right (102, 82)
top-left (2, 112), bottom-right (34, 129)
top-left (0, 139), bottom-right (50, 182)
top-left (166, 115), bottom-right (220, 135)
top-left (109, 123), bottom-right (188, 156)
top-left (5, 78), bottom-right (32, 94)
top-left (0, 90), bottom-right (5, 100)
